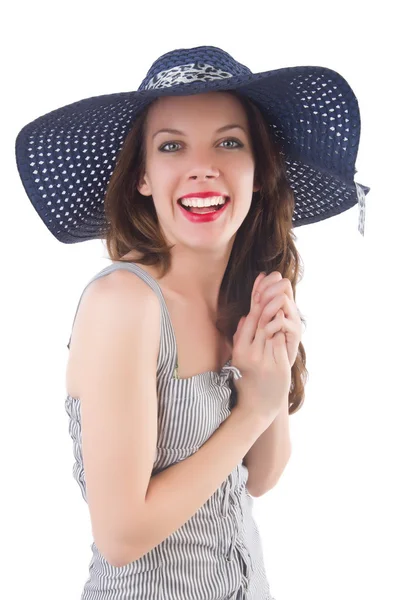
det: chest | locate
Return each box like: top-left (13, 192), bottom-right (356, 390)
top-left (163, 290), bottom-right (232, 379)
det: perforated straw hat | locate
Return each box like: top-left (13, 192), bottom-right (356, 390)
top-left (15, 45), bottom-right (369, 243)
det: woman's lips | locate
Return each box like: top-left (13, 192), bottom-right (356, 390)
top-left (178, 198), bottom-right (230, 223)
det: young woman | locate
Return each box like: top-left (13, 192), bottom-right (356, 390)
top-left (15, 44), bottom-right (368, 600)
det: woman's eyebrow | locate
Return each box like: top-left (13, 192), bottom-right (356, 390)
top-left (152, 124), bottom-right (247, 140)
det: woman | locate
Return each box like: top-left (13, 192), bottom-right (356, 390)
top-left (15, 45), bottom-right (369, 600)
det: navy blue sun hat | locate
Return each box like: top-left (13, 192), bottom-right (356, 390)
top-left (15, 45), bottom-right (369, 243)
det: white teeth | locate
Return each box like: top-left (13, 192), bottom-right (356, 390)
top-left (180, 196), bottom-right (227, 208)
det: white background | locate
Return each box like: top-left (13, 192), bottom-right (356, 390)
top-left (2, 1), bottom-right (395, 599)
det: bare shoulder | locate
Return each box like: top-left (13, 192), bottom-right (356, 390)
top-left (85, 267), bottom-right (161, 327)
top-left (90, 266), bottom-right (158, 298)
top-left (66, 267), bottom-right (161, 398)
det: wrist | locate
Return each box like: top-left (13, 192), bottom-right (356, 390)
top-left (232, 403), bottom-right (276, 433)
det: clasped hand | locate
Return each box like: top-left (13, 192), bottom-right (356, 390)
top-left (252, 270), bottom-right (302, 368)
top-left (231, 271), bottom-right (303, 407)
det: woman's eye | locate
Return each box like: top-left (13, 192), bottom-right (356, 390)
top-left (220, 139), bottom-right (242, 149)
top-left (160, 142), bottom-right (180, 152)
top-left (159, 138), bottom-right (243, 152)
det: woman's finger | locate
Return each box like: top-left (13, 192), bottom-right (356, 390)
top-left (235, 273), bottom-right (266, 349)
top-left (258, 293), bottom-right (289, 328)
top-left (271, 330), bottom-right (289, 366)
top-left (251, 307), bottom-right (285, 360)
top-left (240, 287), bottom-right (271, 349)
top-left (255, 307), bottom-right (285, 340)
top-left (250, 272), bottom-right (266, 312)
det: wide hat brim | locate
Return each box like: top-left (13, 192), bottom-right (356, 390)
top-left (15, 64), bottom-right (369, 243)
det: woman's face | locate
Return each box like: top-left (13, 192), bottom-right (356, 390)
top-left (138, 91), bottom-right (259, 252)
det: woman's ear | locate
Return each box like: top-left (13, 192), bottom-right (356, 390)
top-left (137, 174), bottom-right (152, 197)
top-left (252, 171), bottom-right (261, 194)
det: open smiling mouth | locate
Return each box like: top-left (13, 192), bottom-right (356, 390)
top-left (177, 197), bottom-right (230, 213)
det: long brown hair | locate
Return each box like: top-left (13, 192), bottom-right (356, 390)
top-left (103, 90), bottom-right (308, 415)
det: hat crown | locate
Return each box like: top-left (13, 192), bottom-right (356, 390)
top-left (138, 45), bottom-right (252, 91)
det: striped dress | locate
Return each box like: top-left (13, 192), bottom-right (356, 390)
top-left (65, 261), bottom-right (276, 600)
